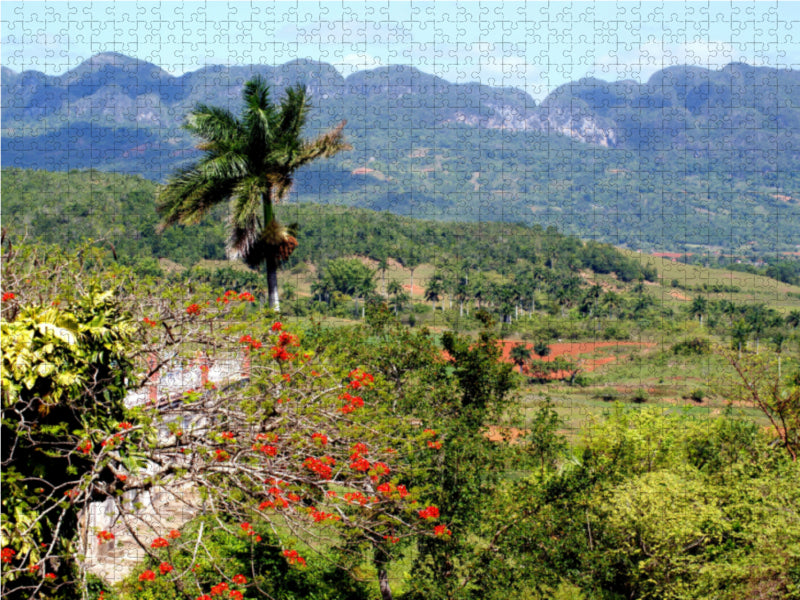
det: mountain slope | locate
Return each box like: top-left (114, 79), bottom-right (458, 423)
top-left (3, 54), bottom-right (800, 254)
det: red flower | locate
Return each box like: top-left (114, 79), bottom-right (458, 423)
top-left (427, 441), bottom-right (442, 449)
top-left (232, 574), bottom-right (247, 584)
top-left (186, 303), bottom-right (202, 315)
top-left (168, 529), bottom-right (181, 539)
top-left (418, 506), bottom-right (440, 519)
top-left (384, 535), bottom-right (400, 544)
top-left (434, 524), bottom-right (452, 536)
top-left (150, 537), bottom-right (169, 549)
top-left (230, 591), bottom-right (244, 600)
top-left (282, 549), bottom-right (306, 566)
top-left (77, 440), bottom-right (92, 454)
top-left (350, 457), bottom-right (371, 472)
top-left (271, 321), bottom-right (283, 331)
top-left (97, 530), bottom-right (115, 542)
top-left (45, 572), bottom-right (57, 580)
top-left (159, 562), bottom-right (174, 575)
top-left (312, 432), bottom-right (328, 445)
top-left (1, 547), bottom-right (15, 563)
top-left (142, 317), bottom-right (157, 327)
top-left (2, 292), bottom-right (15, 301)
top-left (210, 581), bottom-right (229, 595)
top-left (239, 291), bottom-right (255, 302)
top-left (350, 442), bottom-right (368, 457)
top-left (197, 596), bottom-right (212, 600)
top-left (117, 474), bottom-right (127, 482)
top-left (221, 431), bottom-right (235, 440)
top-left (138, 569), bottom-right (156, 581)
top-left (118, 421), bottom-right (133, 430)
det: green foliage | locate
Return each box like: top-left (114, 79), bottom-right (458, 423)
top-left (120, 516), bottom-right (370, 600)
top-left (1, 282), bottom-right (139, 595)
top-left (671, 337), bottom-right (711, 355)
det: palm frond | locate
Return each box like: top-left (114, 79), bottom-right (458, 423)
top-left (242, 76), bottom-right (278, 158)
top-left (185, 104), bottom-right (243, 150)
top-left (156, 166), bottom-right (238, 230)
top-left (291, 120), bottom-right (352, 169)
top-left (277, 85), bottom-right (311, 146)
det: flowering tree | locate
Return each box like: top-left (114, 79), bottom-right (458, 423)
top-left (1, 242), bottom-right (447, 600)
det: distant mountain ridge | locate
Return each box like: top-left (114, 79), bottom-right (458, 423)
top-left (7, 52), bottom-right (798, 159)
top-left (3, 53), bottom-right (800, 254)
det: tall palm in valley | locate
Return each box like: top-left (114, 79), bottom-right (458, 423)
top-left (157, 76), bottom-right (351, 310)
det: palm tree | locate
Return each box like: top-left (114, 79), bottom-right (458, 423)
top-left (424, 274), bottom-right (444, 313)
top-left (157, 77), bottom-right (351, 311)
top-left (509, 343), bottom-right (531, 371)
top-left (387, 279), bottom-right (407, 315)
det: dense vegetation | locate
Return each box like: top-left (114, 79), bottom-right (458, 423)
top-left (2, 240), bottom-right (799, 600)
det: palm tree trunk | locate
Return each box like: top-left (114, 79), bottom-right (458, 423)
top-left (266, 256), bottom-right (280, 312)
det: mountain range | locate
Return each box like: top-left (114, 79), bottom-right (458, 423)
top-left (3, 52), bottom-right (800, 254)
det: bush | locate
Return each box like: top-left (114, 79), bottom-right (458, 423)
top-left (671, 337), bottom-right (711, 355)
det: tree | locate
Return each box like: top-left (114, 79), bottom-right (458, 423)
top-left (533, 340), bottom-right (551, 358)
top-left (157, 77), bottom-right (351, 311)
top-left (387, 279), bottom-right (408, 315)
top-left (689, 295), bottom-right (708, 325)
top-left (509, 343), bottom-right (532, 370)
top-left (424, 274), bottom-right (444, 313)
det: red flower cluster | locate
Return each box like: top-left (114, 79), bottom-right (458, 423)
top-left (221, 431), bottom-right (235, 440)
top-left (232, 574), bottom-right (247, 584)
top-left (350, 457), bottom-right (370, 472)
top-left (253, 443), bottom-right (278, 456)
top-left (377, 482), bottom-right (408, 498)
top-left (239, 334), bottom-right (262, 350)
top-left (348, 368), bottom-right (375, 389)
top-left (168, 529), bottom-right (181, 539)
top-left (311, 432), bottom-right (328, 445)
top-left (271, 321), bottom-right (283, 331)
top-left (210, 581), bottom-right (229, 595)
top-left (77, 440), bottom-right (92, 454)
top-left (370, 461), bottom-right (390, 481)
top-left (214, 449), bottom-right (230, 462)
top-left (150, 537), bottom-right (169, 549)
top-left (2, 292), bottom-right (15, 301)
top-left (101, 432), bottom-right (124, 449)
top-left (282, 549), bottom-right (306, 566)
top-left (384, 535), bottom-right (400, 544)
top-left (97, 530), bottom-right (115, 542)
top-left (239, 291), bottom-right (255, 302)
top-left (434, 524), bottom-right (452, 536)
top-left (427, 440), bottom-right (442, 449)
top-left (159, 562), bottom-right (174, 575)
top-left (186, 303), bottom-right (202, 315)
top-left (142, 317), bottom-right (157, 327)
top-left (271, 345), bottom-right (294, 361)
top-left (139, 570), bottom-right (156, 581)
top-left (344, 491), bottom-right (370, 506)
top-left (338, 392), bottom-right (365, 414)
top-left (304, 456), bottom-right (335, 479)
top-left (45, 573), bottom-right (56, 580)
top-left (309, 507), bottom-right (340, 523)
top-left (118, 421), bottom-right (133, 430)
top-left (1, 548), bottom-right (15, 563)
top-left (418, 506), bottom-right (440, 520)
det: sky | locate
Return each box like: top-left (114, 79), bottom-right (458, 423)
top-left (2, 1), bottom-right (800, 100)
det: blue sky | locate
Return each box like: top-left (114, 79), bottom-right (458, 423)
top-left (3, 1), bottom-right (799, 100)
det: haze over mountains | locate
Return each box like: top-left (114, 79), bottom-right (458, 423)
top-left (3, 52), bottom-right (800, 254)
